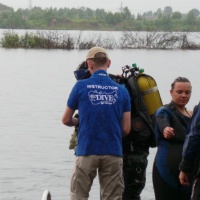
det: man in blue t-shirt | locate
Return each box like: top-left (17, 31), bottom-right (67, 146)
top-left (62, 46), bottom-right (131, 200)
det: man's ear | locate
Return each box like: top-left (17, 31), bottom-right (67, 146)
top-left (170, 89), bottom-right (173, 96)
top-left (87, 60), bottom-right (94, 71)
top-left (107, 59), bottom-right (111, 68)
top-left (87, 60), bottom-right (91, 67)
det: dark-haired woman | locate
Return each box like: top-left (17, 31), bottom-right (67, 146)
top-left (152, 77), bottom-right (193, 200)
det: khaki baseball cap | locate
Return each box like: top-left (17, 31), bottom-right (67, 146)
top-left (86, 46), bottom-right (108, 60)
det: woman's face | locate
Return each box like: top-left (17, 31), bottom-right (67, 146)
top-left (170, 82), bottom-right (192, 107)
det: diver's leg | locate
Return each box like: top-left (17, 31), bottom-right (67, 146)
top-left (123, 154), bottom-right (147, 200)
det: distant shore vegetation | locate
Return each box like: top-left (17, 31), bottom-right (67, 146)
top-left (0, 3), bottom-right (200, 32)
top-left (1, 3), bottom-right (200, 50)
top-left (1, 30), bottom-right (200, 50)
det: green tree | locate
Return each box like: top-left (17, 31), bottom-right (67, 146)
top-left (186, 11), bottom-right (197, 26)
top-left (105, 12), bottom-right (115, 24)
top-left (163, 6), bottom-right (173, 16)
top-left (29, 7), bottom-right (44, 20)
top-left (44, 8), bottom-right (58, 26)
top-left (0, 3), bottom-right (13, 12)
top-left (122, 7), bottom-right (132, 20)
top-left (95, 9), bottom-right (106, 21)
top-left (113, 12), bottom-right (123, 23)
top-left (188, 9), bottom-right (200, 18)
top-left (143, 11), bottom-right (153, 20)
top-left (171, 11), bottom-right (182, 20)
top-left (134, 20), bottom-right (144, 30)
top-left (85, 8), bottom-right (95, 20)
top-left (155, 16), bottom-right (172, 31)
top-left (154, 8), bottom-right (162, 18)
top-left (137, 13), bottom-right (143, 20)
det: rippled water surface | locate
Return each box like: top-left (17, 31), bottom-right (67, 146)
top-left (1, 43), bottom-right (200, 200)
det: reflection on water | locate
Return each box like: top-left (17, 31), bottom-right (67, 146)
top-left (0, 47), bottom-right (200, 200)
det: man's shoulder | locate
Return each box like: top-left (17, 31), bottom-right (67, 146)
top-left (75, 79), bottom-right (90, 85)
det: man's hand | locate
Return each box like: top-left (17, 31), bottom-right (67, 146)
top-left (179, 171), bottom-right (190, 186)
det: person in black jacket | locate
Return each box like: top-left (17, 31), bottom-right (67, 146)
top-left (179, 102), bottom-right (200, 200)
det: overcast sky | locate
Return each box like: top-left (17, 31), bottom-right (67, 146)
top-left (0, 0), bottom-right (199, 15)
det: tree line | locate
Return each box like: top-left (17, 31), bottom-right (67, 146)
top-left (0, 3), bottom-right (200, 31)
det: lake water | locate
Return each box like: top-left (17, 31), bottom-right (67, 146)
top-left (1, 33), bottom-right (200, 200)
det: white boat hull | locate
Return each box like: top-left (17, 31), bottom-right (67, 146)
top-left (42, 190), bottom-right (51, 200)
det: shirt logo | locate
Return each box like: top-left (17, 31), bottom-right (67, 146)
top-left (88, 90), bottom-right (118, 105)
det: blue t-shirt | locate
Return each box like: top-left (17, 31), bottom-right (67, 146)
top-left (67, 70), bottom-right (131, 156)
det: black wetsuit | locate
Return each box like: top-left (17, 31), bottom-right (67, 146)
top-left (122, 75), bottom-right (156, 200)
top-left (153, 101), bottom-right (191, 200)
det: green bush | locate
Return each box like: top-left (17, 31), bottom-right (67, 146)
top-left (0, 31), bottom-right (20, 47)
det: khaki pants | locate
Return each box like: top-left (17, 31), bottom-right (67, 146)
top-left (70, 155), bottom-right (124, 200)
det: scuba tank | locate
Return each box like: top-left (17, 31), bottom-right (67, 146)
top-left (120, 63), bottom-right (163, 117)
top-left (134, 63), bottom-right (163, 116)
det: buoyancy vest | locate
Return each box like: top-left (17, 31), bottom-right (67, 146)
top-left (124, 75), bottom-right (156, 153)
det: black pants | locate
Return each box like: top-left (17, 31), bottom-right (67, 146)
top-left (153, 162), bottom-right (191, 200)
top-left (123, 153), bottom-right (148, 200)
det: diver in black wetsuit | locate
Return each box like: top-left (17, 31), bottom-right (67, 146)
top-left (122, 123), bottom-right (154, 200)
top-left (122, 74), bottom-right (156, 200)
top-left (153, 77), bottom-right (193, 200)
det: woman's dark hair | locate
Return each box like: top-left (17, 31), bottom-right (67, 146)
top-left (171, 77), bottom-right (191, 90)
